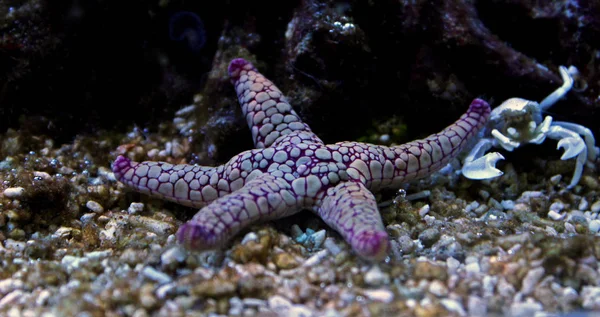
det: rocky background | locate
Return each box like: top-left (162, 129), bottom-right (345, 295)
top-left (1, 0), bottom-right (600, 316)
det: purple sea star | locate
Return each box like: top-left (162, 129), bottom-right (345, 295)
top-left (112, 58), bottom-right (490, 261)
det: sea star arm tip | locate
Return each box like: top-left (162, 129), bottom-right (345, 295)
top-left (469, 98), bottom-right (491, 115)
top-left (177, 221), bottom-right (217, 250)
top-left (318, 181), bottom-right (389, 261)
top-left (355, 230), bottom-right (390, 261)
top-left (228, 58), bottom-right (256, 82)
top-left (112, 155), bottom-right (133, 179)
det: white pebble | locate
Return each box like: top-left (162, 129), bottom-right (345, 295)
top-left (166, 234), bottom-right (177, 244)
top-left (545, 226), bottom-right (558, 236)
top-left (549, 201), bottom-right (565, 212)
top-left (588, 220), bottom-right (600, 233)
top-left (584, 211), bottom-right (595, 220)
top-left (0, 279), bottom-right (23, 294)
top-left (85, 250), bottom-right (112, 260)
top-left (591, 201), bottom-right (600, 213)
top-left (141, 266), bottom-right (172, 284)
top-left (581, 286), bottom-right (600, 310)
top-left (33, 171), bottom-right (51, 180)
top-left (501, 200), bottom-right (515, 210)
top-left (441, 299), bottom-right (466, 316)
top-left (562, 287), bottom-right (578, 303)
top-left (482, 275), bottom-right (497, 297)
top-left (549, 174), bottom-right (562, 185)
top-left (423, 215), bottom-right (436, 226)
top-left (161, 246), bottom-right (187, 265)
top-left (428, 280), bottom-right (448, 297)
top-left (468, 296), bottom-right (487, 316)
top-left (379, 134), bottom-right (390, 143)
top-left (465, 201), bottom-right (479, 213)
top-left (497, 277), bottom-right (516, 297)
top-left (465, 262), bottom-right (480, 277)
top-left (465, 255), bottom-right (478, 264)
top-left (418, 204), bottom-right (430, 217)
top-left (241, 232), bottom-right (259, 244)
top-left (565, 222), bottom-right (576, 233)
top-left (364, 265), bottom-right (389, 286)
top-left (170, 141), bottom-right (185, 158)
top-left (61, 255), bottom-right (88, 274)
top-left (268, 295), bottom-right (292, 314)
top-left (147, 148), bottom-right (159, 158)
top-left (474, 204), bottom-right (488, 215)
top-left (175, 104), bottom-right (196, 116)
top-left (3, 240), bottom-right (26, 252)
top-left (547, 210), bottom-right (564, 221)
top-left (478, 190), bottom-right (490, 200)
top-left (518, 191), bottom-right (544, 201)
top-left (310, 230), bottom-right (326, 248)
top-left (80, 213), bottom-right (96, 223)
top-left (132, 216), bottom-right (172, 235)
top-left (243, 298), bottom-right (266, 307)
top-left (446, 257), bottom-right (460, 274)
top-left (128, 202), bottom-right (145, 214)
top-left (3, 187), bottom-right (24, 198)
top-left (97, 166), bottom-right (116, 181)
top-left (228, 298), bottom-right (243, 316)
top-left (288, 305), bottom-right (314, 317)
top-left (520, 267), bottom-right (544, 295)
top-left (86, 200), bottom-right (104, 213)
top-left (579, 198), bottom-right (589, 211)
top-left (156, 283), bottom-right (177, 299)
top-left (363, 289), bottom-right (394, 303)
top-left (510, 299), bottom-right (542, 317)
top-left (0, 290), bottom-right (24, 309)
top-left (35, 289), bottom-right (51, 306)
top-left (53, 227), bottom-right (75, 239)
top-left (303, 249), bottom-right (328, 267)
top-left (323, 238), bottom-right (342, 256)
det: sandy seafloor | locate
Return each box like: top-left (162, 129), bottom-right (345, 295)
top-left (1, 110), bottom-right (600, 317)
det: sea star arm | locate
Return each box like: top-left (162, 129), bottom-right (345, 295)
top-left (338, 98), bottom-right (491, 189)
top-left (316, 181), bottom-right (389, 261)
top-left (177, 172), bottom-right (301, 250)
top-left (228, 58), bottom-right (324, 148)
top-left (111, 155), bottom-right (229, 208)
top-left (111, 148), bottom-right (267, 208)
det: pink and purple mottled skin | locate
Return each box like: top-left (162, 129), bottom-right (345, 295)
top-left (112, 58), bottom-right (491, 261)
